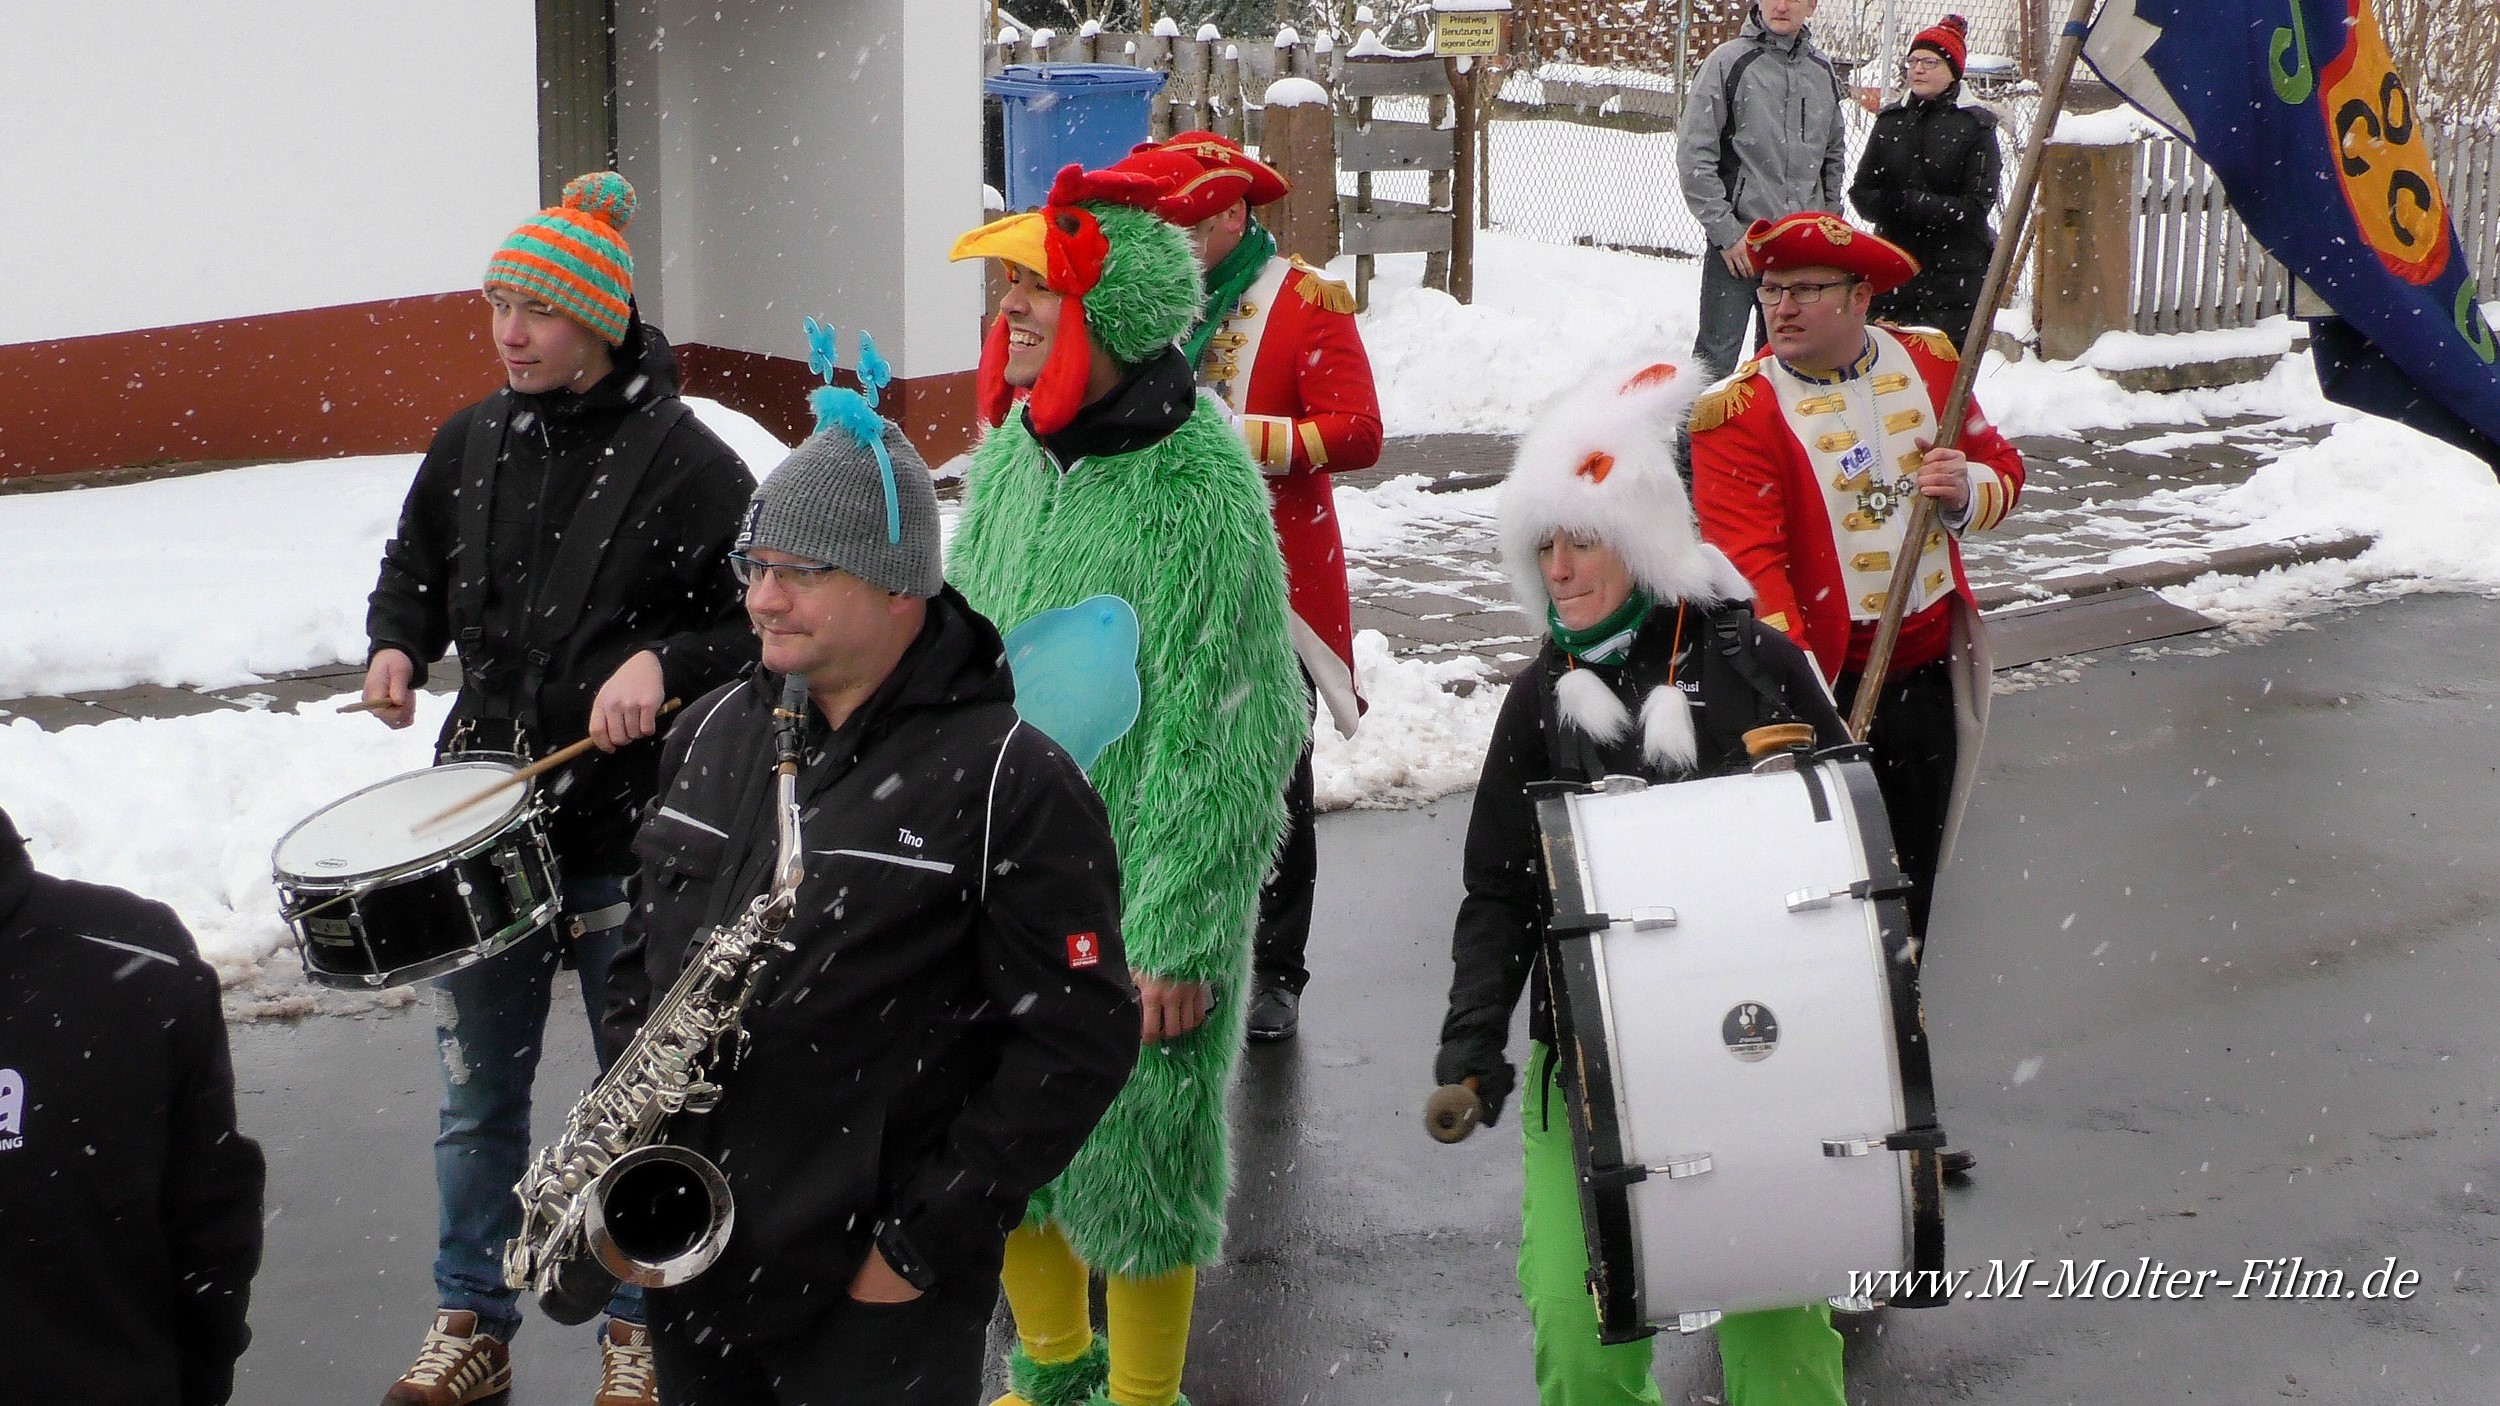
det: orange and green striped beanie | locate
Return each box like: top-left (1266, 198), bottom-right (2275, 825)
top-left (484, 171), bottom-right (637, 345)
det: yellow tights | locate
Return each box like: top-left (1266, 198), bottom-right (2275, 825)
top-left (998, 1221), bottom-right (1197, 1406)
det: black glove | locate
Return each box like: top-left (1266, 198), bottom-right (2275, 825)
top-left (1434, 1038), bottom-right (1518, 1129)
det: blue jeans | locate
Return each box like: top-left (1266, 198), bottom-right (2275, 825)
top-left (1693, 251), bottom-right (1763, 384)
top-left (432, 873), bottom-right (643, 1341)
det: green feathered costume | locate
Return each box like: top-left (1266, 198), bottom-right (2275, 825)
top-left (947, 199), bottom-right (1304, 1279)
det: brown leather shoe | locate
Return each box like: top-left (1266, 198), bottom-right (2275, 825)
top-left (596, 1319), bottom-right (657, 1406)
top-left (383, 1310), bottom-right (512, 1406)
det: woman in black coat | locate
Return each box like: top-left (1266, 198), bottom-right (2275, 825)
top-left (1429, 360), bottom-right (1855, 1404)
top-left (1848, 14), bottom-right (2003, 344)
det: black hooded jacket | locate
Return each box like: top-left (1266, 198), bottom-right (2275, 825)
top-left (604, 587), bottom-right (1138, 1339)
top-left (0, 811), bottom-right (265, 1406)
top-left (365, 321), bottom-right (759, 870)
top-left (1435, 601), bottom-right (1848, 1125)
top-left (1849, 82), bottom-right (2003, 334)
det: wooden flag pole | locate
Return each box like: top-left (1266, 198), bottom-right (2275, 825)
top-left (1846, 0), bottom-right (2102, 741)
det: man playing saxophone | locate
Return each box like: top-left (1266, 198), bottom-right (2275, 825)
top-left (596, 387), bottom-right (1141, 1404)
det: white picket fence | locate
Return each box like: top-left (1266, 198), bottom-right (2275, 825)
top-left (2133, 122), bottom-right (2500, 335)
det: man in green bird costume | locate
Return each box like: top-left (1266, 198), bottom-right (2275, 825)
top-left (947, 164), bottom-right (1305, 1406)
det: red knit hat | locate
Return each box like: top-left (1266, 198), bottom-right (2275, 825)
top-left (1910, 14), bottom-right (1969, 78)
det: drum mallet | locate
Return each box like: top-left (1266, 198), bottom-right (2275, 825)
top-left (412, 699), bottom-right (682, 833)
top-left (1741, 722), bottom-right (1818, 760)
top-left (1425, 1077), bottom-right (1484, 1144)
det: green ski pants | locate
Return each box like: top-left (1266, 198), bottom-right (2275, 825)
top-left (1517, 1042), bottom-right (1849, 1406)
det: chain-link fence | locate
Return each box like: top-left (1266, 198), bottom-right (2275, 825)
top-left (1481, 76), bottom-right (2040, 264)
top-left (1512, 2), bottom-right (2048, 76)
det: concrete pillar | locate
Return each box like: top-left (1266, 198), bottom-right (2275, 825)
top-left (2035, 141), bottom-right (2136, 363)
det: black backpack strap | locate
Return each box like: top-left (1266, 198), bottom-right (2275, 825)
top-left (1708, 605), bottom-right (1797, 723)
top-left (451, 391), bottom-right (514, 662)
top-left (512, 396), bottom-right (694, 719)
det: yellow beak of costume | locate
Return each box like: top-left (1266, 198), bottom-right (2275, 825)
top-left (949, 211), bottom-right (1051, 280)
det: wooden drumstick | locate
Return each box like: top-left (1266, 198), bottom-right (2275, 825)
top-left (336, 698), bottom-right (390, 715)
top-left (1425, 1076), bottom-right (1485, 1144)
top-left (412, 699), bottom-right (682, 833)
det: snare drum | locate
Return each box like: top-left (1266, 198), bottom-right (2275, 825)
top-left (273, 761), bottom-right (562, 988)
top-left (1534, 746), bottom-right (1947, 1342)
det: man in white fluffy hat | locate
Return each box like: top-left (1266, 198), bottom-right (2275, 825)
top-left (1433, 360), bottom-right (1854, 1405)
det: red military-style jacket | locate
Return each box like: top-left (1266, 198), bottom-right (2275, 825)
top-left (1691, 325), bottom-right (2024, 683)
top-left (1197, 253), bottom-right (1384, 734)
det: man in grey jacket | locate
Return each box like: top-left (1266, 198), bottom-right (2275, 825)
top-left (1677, 0), bottom-right (1851, 381)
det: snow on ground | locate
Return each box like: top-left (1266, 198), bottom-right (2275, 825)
top-left (0, 692), bottom-right (453, 982)
top-left (1313, 632), bottom-right (1506, 812)
top-left (1343, 234), bottom-right (1700, 436)
top-left (0, 453), bottom-right (419, 698)
top-left (1975, 337), bottom-right (2353, 441)
top-left (2150, 419), bottom-right (2500, 631)
top-left (0, 398), bottom-right (781, 700)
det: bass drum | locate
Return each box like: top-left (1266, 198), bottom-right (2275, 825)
top-left (273, 759), bottom-right (562, 988)
top-left (1533, 745), bottom-right (1947, 1342)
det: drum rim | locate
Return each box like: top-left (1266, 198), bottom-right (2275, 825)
top-left (271, 760), bottom-right (538, 892)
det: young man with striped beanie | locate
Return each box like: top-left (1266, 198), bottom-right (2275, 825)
top-left (361, 172), bottom-right (759, 1406)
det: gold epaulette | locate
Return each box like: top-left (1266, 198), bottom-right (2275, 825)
top-left (1687, 358), bottom-right (1765, 435)
top-left (1883, 323), bottom-right (1962, 362)
top-left (1290, 257), bottom-right (1357, 315)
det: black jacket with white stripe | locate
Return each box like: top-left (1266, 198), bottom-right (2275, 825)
top-left (603, 586), bottom-right (1137, 1340)
top-left (0, 810), bottom-right (265, 1405)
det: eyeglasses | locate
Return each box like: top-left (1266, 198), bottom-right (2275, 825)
top-left (1904, 55), bottom-right (1948, 71)
top-left (729, 552), bottom-right (842, 590)
top-left (1755, 278), bottom-right (1859, 308)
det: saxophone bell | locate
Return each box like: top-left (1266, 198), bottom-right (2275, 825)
top-left (582, 1143), bottom-right (737, 1288)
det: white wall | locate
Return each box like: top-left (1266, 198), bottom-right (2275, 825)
top-left (0, 3), bottom-right (539, 345)
top-left (616, 0), bottom-right (984, 381)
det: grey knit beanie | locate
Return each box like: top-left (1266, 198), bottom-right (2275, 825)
top-left (741, 417), bottom-right (943, 598)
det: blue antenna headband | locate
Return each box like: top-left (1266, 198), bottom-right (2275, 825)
top-left (802, 317), bottom-right (902, 545)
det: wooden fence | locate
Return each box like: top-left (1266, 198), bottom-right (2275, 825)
top-left (2133, 122), bottom-right (2500, 335)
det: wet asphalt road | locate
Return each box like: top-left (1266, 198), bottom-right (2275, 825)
top-left (230, 591), bottom-right (2500, 1404)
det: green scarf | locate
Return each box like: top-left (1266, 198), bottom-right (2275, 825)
top-left (1548, 590), bottom-right (1656, 665)
top-left (1181, 217), bottom-right (1278, 371)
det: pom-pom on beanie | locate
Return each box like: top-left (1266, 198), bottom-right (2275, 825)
top-left (484, 171), bottom-right (638, 346)
top-left (1911, 14), bottom-right (1969, 79)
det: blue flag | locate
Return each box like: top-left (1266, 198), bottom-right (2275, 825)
top-left (2084, 0), bottom-right (2500, 451)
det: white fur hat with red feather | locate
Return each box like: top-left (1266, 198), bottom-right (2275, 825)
top-left (1496, 357), bottom-right (1757, 773)
top-left (1497, 357), bottom-right (1754, 618)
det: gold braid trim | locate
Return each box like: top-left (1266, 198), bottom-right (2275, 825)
top-left (1290, 257), bottom-right (1357, 315)
top-left (1687, 359), bottom-right (1764, 434)
top-left (1882, 323), bottom-right (1963, 362)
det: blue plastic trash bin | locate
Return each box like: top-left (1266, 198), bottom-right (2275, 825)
top-left (984, 64), bottom-right (1169, 210)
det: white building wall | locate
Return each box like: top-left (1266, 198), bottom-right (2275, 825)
top-left (617, 0), bottom-right (984, 381)
top-left (0, 2), bottom-right (539, 346)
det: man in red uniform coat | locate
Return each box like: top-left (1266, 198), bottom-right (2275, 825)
top-left (1118, 132), bottom-right (1384, 1041)
top-left (1691, 214), bottom-right (2022, 1175)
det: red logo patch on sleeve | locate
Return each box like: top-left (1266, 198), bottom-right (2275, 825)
top-left (1066, 932), bottom-right (1101, 969)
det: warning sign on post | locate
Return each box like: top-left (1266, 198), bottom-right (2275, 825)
top-left (1432, 11), bottom-right (1506, 57)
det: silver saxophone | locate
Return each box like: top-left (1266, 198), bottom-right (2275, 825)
top-left (502, 673), bottom-right (812, 1324)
